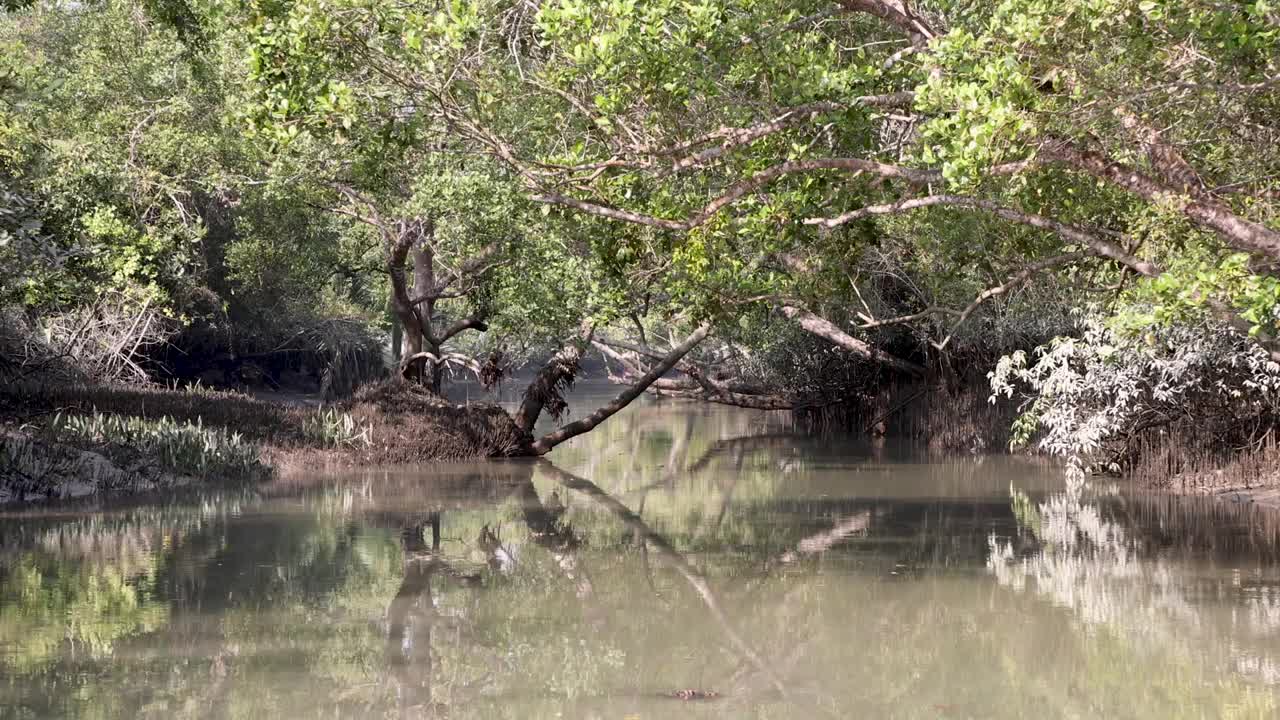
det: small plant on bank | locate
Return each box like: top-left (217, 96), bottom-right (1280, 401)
top-left (302, 408), bottom-right (372, 449)
top-left (49, 411), bottom-right (263, 478)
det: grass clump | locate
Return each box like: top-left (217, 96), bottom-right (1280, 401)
top-left (302, 408), bottom-right (372, 449)
top-left (49, 411), bottom-right (263, 479)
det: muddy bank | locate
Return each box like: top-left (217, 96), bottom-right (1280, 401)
top-left (1125, 438), bottom-right (1280, 507)
top-left (1202, 487), bottom-right (1280, 509)
top-left (0, 379), bottom-right (531, 504)
top-left (5, 377), bottom-right (1277, 511)
top-left (337, 380), bottom-right (527, 461)
top-left (0, 430), bottom-right (205, 504)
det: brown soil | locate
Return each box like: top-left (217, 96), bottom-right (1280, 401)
top-left (1, 379), bottom-right (533, 496)
top-left (337, 380), bottom-right (530, 462)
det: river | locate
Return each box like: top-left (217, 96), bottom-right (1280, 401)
top-left (3, 385), bottom-right (1280, 718)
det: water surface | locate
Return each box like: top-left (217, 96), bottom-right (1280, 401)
top-left (3, 388), bottom-right (1280, 718)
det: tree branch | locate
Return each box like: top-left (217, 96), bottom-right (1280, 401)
top-left (534, 157), bottom-right (938, 230)
top-left (836, 0), bottom-right (938, 47)
top-left (514, 320), bottom-right (595, 433)
top-left (439, 317), bottom-right (489, 344)
top-left (398, 351), bottom-right (481, 376)
top-left (594, 339), bottom-right (793, 409)
top-left (779, 305), bottom-right (925, 376)
top-left (1049, 144), bottom-right (1280, 262)
top-left (931, 252), bottom-right (1086, 350)
top-left (804, 194), bottom-right (1159, 276)
top-left (531, 323), bottom-right (712, 454)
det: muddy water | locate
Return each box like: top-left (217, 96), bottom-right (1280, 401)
top-left (3, 387), bottom-right (1280, 718)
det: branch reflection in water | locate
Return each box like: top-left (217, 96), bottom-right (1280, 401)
top-left (6, 390), bottom-right (1280, 718)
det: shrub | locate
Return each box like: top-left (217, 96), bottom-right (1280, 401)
top-left (990, 311), bottom-right (1280, 486)
top-left (0, 292), bottom-right (171, 386)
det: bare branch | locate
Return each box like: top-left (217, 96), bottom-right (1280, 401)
top-left (537, 96), bottom-right (916, 181)
top-left (439, 317), bottom-right (490, 344)
top-left (804, 194), bottom-right (1159, 276)
top-left (932, 252), bottom-right (1087, 350)
top-left (399, 351), bottom-right (482, 376)
top-left (836, 0), bottom-right (938, 47)
top-left (780, 305), bottom-right (925, 376)
top-left (594, 338), bottom-right (792, 409)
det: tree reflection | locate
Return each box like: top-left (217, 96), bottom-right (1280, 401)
top-left (990, 484), bottom-right (1280, 687)
top-left (386, 514), bottom-right (442, 716)
top-left (539, 460), bottom-right (789, 698)
top-left (8, 410), bottom-right (1280, 720)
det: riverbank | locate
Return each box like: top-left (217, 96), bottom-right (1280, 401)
top-left (4, 377), bottom-right (1279, 509)
top-left (1128, 438), bottom-right (1280, 508)
top-left (0, 380), bottom-right (528, 504)
top-left (1170, 470), bottom-right (1280, 510)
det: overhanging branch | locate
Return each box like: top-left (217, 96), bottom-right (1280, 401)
top-left (780, 306), bottom-right (925, 376)
top-left (533, 157), bottom-right (939, 231)
top-left (804, 194), bottom-right (1158, 277)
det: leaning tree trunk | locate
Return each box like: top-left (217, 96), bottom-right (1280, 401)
top-left (518, 323), bottom-right (713, 455)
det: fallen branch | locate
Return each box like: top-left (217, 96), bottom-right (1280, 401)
top-left (514, 321), bottom-right (595, 433)
top-left (530, 323), bottom-right (712, 454)
top-left (593, 337), bottom-right (786, 408)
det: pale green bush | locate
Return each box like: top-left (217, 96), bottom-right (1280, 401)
top-left (990, 311), bottom-right (1280, 485)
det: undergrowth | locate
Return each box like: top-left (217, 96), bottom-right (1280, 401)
top-left (49, 411), bottom-right (263, 478)
top-left (302, 408), bottom-right (372, 449)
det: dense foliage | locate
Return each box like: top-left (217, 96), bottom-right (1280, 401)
top-left (1, 0), bottom-right (1277, 472)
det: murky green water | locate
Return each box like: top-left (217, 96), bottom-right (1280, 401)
top-left (4, 388), bottom-right (1280, 718)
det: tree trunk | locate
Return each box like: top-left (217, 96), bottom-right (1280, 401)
top-left (426, 340), bottom-right (444, 394)
top-left (529, 323), bottom-right (712, 454)
top-left (514, 321), bottom-right (595, 433)
top-left (387, 221), bottom-right (428, 382)
top-left (408, 242), bottom-right (436, 386)
top-left (390, 313), bottom-right (403, 366)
